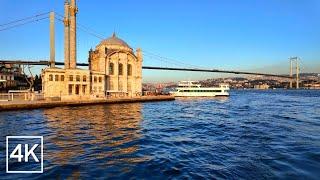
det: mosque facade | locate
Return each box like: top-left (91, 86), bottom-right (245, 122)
top-left (41, 0), bottom-right (142, 100)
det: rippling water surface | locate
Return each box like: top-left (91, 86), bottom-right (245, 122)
top-left (0, 90), bottom-right (320, 179)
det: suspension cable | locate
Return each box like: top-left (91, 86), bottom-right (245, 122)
top-left (55, 17), bottom-right (105, 40)
top-left (142, 50), bottom-right (204, 68)
top-left (54, 11), bottom-right (206, 69)
top-left (55, 11), bottom-right (106, 40)
top-left (0, 12), bottom-right (49, 27)
top-left (0, 16), bottom-right (49, 32)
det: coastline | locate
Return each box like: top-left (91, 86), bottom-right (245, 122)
top-left (0, 96), bottom-right (175, 111)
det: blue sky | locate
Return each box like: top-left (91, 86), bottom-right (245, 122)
top-left (0, 0), bottom-right (319, 82)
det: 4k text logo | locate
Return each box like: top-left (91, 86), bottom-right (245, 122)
top-left (6, 136), bottom-right (43, 173)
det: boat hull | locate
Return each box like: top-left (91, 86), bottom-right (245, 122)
top-left (170, 92), bottom-right (229, 97)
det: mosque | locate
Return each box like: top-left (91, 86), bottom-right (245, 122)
top-left (41, 0), bottom-right (142, 100)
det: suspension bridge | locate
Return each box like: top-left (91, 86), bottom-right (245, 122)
top-left (0, 10), bottom-right (299, 88)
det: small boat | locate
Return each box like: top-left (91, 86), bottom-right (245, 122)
top-left (170, 81), bottom-right (229, 97)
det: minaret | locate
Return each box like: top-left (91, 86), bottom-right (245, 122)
top-left (136, 48), bottom-right (143, 95)
top-left (69, 0), bottom-right (78, 69)
top-left (136, 48), bottom-right (142, 62)
top-left (64, 0), bottom-right (70, 69)
top-left (136, 48), bottom-right (143, 77)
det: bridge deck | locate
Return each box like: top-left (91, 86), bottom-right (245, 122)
top-left (0, 60), bottom-right (292, 79)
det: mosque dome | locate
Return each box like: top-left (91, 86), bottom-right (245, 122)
top-left (99, 32), bottom-right (131, 49)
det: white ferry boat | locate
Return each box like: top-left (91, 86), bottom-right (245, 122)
top-left (170, 81), bottom-right (229, 97)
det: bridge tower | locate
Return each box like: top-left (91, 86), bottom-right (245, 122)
top-left (49, 12), bottom-right (55, 68)
top-left (296, 58), bottom-right (299, 89)
top-left (289, 57), bottom-right (300, 89)
top-left (289, 58), bottom-right (293, 88)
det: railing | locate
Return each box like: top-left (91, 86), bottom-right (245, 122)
top-left (0, 92), bottom-right (44, 102)
top-left (0, 91), bottom-right (143, 102)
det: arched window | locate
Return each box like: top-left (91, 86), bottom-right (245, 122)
top-left (55, 75), bottom-right (59, 81)
top-left (109, 63), bottom-right (114, 75)
top-left (83, 75), bottom-right (86, 82)
top-left (49, 74), bottom-right (53, 81)
top-left (76, 75), bottom-right (80, 82)
top-left (127, 64), bottom-right (132, 76)
top-left (119, 63), bottom-right (123, 75)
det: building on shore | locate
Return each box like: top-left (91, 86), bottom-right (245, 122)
top-left (254, 84), bottom-right (269, 90)
top-left (0, 64), bottom-right (28, 91)
top-left (0, 72), bottom-right (15, 88)
top-left (41, 0), bottom-right (142, 100)
top-left (88, 33), bottom-right (142, 98)
top-left (303, 83), bottom-right (320, 89)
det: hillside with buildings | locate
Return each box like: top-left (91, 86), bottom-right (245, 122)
top-left (142, 73), bottom-right (320, 94)
top-left (199, 73), bottom-right (320, 89)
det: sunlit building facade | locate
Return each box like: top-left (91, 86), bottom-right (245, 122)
top-left (41, 0), bottom-right (142, 100)
top-left (88, 33), bottom-right (142, 97)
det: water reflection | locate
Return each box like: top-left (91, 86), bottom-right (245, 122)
top-left (2, 90), bottom-right (319, 179)
top-left (43, 103), bottom-right (143, 173)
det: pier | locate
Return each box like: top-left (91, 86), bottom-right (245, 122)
top-left (0, 96), bottom-right (175, 111)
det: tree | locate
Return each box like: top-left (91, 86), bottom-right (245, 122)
top-left (22, 65), bottom-right (34, 92)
